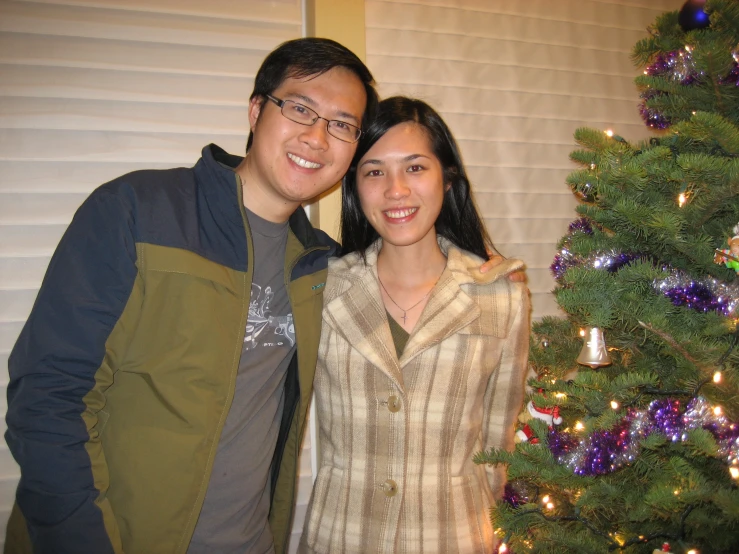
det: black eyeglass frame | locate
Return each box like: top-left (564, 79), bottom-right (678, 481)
top-left (264, 94), bottom-right (362, 143)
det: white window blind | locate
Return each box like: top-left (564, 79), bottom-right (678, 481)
top-left (365, 0), bottom-right (677, 320)
top-left (0, 0), bottom-right (311, 550)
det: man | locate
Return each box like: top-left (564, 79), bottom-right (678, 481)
top-left (5, 38), bottom-right (378, 554)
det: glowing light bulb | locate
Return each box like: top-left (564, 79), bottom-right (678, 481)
top-left (685, 45), bottom-right (692, 52)
top-left (575, 421), bottom-right (584, 431)
top-left (713, 406), bottom-right (722, 416)
top-left (499, 544), bottom-right (508, 553)
top-left (542, 495), bottom-right (550, 503)
top-left (729, 467), bottom-right (739, 479)
top-left (546, 502), bottom-right (554, 510)
top-left (687, 550), bottom-right (698, 554)
top-left (555, 393), bottom-right (567, 399)
top-left (579, 328), bottom-right (586, 337)
top-left (605, 129), bottom-right (614, 137)
top-left (713, 371), bottom-right (722, 383)
top-left (674, 489), bottom-right (680, 495)
top-left (610, 400), bottom-right (619, 410)
top-left (678, 192), bottom-right (687, 207)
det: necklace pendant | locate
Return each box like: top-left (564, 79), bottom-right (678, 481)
top-left (401, 311), bottom-right (407, 325)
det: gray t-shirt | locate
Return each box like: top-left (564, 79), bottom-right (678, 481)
top-left (188, 207), bottom-right (294, 554)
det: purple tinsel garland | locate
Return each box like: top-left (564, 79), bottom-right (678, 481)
top-left (551, 219), bottom-right (739, 316)
top-left (548, 397), bottom-right (739, 476)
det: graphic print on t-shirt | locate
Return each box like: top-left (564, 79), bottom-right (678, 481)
top-left (244, 282), bottom-right (295, 352)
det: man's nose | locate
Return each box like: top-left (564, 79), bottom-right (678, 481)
top-left (299, 118), bottom-right (330, 150)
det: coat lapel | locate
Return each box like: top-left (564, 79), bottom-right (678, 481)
top-left (401, 269), bottom-right (480, 365)
top-left (323, 261), bottom-right (404, 388)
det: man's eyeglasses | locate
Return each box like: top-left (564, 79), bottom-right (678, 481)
top-left (265, 94), bottom-right (362, 143)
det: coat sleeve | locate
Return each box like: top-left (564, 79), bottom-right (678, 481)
top-left (5, 187), bottom-right (139, 554)
top-left (482, 281), bottom-right (530, 500)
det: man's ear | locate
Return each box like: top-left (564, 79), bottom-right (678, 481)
top-left (248, 96), bottom-right (264, 131)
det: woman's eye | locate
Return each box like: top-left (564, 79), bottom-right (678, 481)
top-left (408, 165), bottom-right (424, 172)
top-left (365, 169), bottom-right (383, 177)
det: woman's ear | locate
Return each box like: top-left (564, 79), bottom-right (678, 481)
top-left (444, 181), bottom-right (452, 192)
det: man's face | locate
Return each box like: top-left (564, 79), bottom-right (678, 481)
top-left (244, 67), bottom-right (367, 221)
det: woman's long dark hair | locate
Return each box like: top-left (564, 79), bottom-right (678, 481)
top-left (340, 96), bottom-right (493, 260)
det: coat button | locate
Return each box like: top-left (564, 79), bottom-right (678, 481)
top-left (387, 395), bottom-right (401, 413)
top-left (382, 479), bottom-right (398, 497)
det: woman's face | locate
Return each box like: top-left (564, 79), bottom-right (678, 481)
top-left (356, 122), bottom-right (447, 250)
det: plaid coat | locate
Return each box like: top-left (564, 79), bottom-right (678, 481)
top-left (299, 239), bottom-right (530, 554)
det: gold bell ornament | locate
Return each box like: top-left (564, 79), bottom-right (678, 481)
top-left (576, 327), bottom-right (612, 368)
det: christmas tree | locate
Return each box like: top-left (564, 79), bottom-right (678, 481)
top-left (475, 1), bottom-right (739, 553)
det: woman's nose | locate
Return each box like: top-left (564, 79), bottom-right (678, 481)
top-left (385, 174), bottom-right (410, 199)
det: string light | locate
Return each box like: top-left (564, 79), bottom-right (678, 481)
top-left (687, 550), bottom-right (698, 554)
top-left (713, 371), bottom-right (722, 383)
top-left (729, 467), bottom-right (739, 479)
top-left (713, 406), bottom-right (723, 416)
top-left (575, 421), bottom-right (585, 431)
top-left (678, 192), bottom-right (687, 207)
top-left (545, 501), bottom-right (554, 510)
top-left (499, 544), bottom-right (508, 553)
top-left (579, 328), bottom-right (586, 337)
top-left (542, 495), bottom-right (550, 503)
top-left (605, 129), bottom-right (614, 137)
top-left (610, 400), bottom-right (620, 410)
top-left (555, 392), bottom-right (567, 399)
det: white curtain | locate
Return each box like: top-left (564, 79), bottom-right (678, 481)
top-left (365, 0), bottom-right (677, 320)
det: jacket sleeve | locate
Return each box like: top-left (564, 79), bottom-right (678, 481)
top-left (482, 281), bottom-right (530, 499)
top-left (6, 187), bottom-right (139, 554)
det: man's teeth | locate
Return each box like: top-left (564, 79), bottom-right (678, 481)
top-left (385, 208), bottom-right (417, 219)
top-left (288, 153), bottom-right (322, 169)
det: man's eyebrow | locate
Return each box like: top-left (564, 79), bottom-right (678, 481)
top-left (285, 93), bottom-right (360, 125)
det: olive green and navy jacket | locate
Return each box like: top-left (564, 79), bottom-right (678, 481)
top-left (4, 144), bottom-right (338, 554)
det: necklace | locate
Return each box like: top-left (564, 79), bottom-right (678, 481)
top-left (378, 268), bottom-right (445, 325)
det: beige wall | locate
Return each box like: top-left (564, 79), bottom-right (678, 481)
top-left (306, 0), bottom-right (367, 240)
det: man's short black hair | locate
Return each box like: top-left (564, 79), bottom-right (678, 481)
top-left (246, 37), bottom-right (379, 151)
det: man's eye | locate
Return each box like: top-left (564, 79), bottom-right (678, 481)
top-left (291, 104), bottom-right (310, 115)
top-left (333, 121), bottom-right (350, 130)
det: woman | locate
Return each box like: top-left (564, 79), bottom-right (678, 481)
top-left (299, 97), bottom-right (530, 553)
